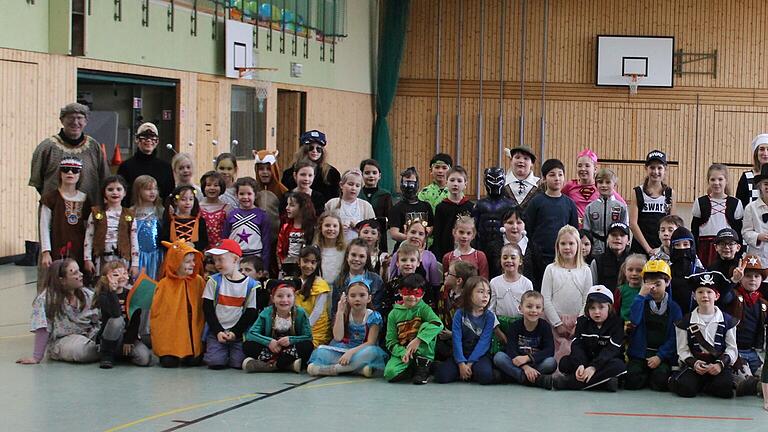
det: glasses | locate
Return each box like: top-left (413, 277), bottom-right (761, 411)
top-left (307, 145), bottom-right (324, 152)
top-left (138, 136), bottom-right (158, 142)
top-left (60, 167), bottom-right (82, 174)
top-left (444, 271), bottom-right (456, 278)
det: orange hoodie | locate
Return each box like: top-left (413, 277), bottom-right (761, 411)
top-left (149, 240), bottom-right (206, 358)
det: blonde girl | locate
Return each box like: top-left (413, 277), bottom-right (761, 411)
top-left (324, 169), bottom-right (375, 242)
top-left (441, 214), bottom-right (489, 279)
top-left (691, 164), bottom-right (743, 268)
top-left (313, 211), bottom-right (346, 284)
top-left (489, 243), bottom-right (533, 352)
top-left (541, 225), bottom-right (593, 361)
top-left (171, 152), bottom-right (200, 194)
top-left (131, 175), bottom-right (164, 279)
top-left (307, 277), bottom-right (388, 377)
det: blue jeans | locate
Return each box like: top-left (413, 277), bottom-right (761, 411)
top-left (493, 352), bottom-right (557, 384)
top-left (434, 355), bottom-right (495, 385)
top-left (738, 349), bottom-right (763, 375)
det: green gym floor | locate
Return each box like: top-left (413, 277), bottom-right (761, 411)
top-left (1, 263), bottom-right (765, 432)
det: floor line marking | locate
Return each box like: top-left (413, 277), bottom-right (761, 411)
top-left (585, 412), bottom-right (754, 421)
top-left (103, 392), bottom-right (262, 432)
top-left (301, 379), bottom-right (367, 389)
top-left (158, 376), bottom-right (323, 432)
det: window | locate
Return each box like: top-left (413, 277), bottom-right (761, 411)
top-left (230, 85), bottom-right (267, 159)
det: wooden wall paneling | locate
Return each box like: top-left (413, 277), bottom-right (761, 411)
top-left (0, 60), bottom-right (39, 256)
top-left (195, 79), bottom-right (220, 177)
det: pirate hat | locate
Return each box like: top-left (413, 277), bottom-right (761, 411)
top-left (685, 270), bottom-right (731, 296)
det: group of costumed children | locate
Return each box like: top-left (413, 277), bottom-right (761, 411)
top-left (19, 130), bottom-right (768, 410)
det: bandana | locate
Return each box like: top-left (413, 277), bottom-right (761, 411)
top-left (737, 285), bottom-right (762, 307)
top-left (399, 287), bottom-right (424, 298)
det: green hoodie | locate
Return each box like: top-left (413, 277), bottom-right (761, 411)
top-left (385, 300), bottom-right (443, 359)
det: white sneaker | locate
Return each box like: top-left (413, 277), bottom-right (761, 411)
top-left (242, 357), bottom-right (257, 373)
top-left (292, 359), bottom-right (302, 373)
top-left (361, 366), bottom-right (374, 378)
top-left (307, 363), bottom-right (319, 376)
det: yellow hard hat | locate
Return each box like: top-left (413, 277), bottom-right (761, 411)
top-left (642, 259), bottom-right (671, 278)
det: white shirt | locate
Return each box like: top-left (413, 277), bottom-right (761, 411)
top-left (675, 307), bottom-right (738, 366)
top-left (692, 196), bottom-right (743, 237)
top-left (489, 274), bottom-right (534, 317)
top-left (505, 172), bottom-right (539, 204)
top-left (741, 198), bottom-right (768, 268)
top-left (324, 198), bottom-right (375, 243)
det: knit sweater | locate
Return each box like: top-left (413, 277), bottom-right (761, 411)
top-left (541, 264), bottom-right (592, 327)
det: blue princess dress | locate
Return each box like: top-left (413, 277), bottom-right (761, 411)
top-left (134, 207), bottom-right (163, 279)
top-left (308, 309), bottom-right (388, 376)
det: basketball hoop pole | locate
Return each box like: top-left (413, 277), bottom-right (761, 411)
top-left (236, 66), bottom-right (278, 79)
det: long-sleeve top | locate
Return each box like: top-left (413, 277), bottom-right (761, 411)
top-left (222, 207), bottom-right (271, 268)
top-left (675, 308), bottom-right (738, 367)
top-left (442, 248), bottom-right (489, 280)
top-left (430, 197), bottom-right (475, 260)
top-left (385, 301), bottom-right (443, 359)
top-left (452, 309), bottom-right (496, 364)
top-left (97, 289), bottom-right (141, 344)
top-left (627, 293), bottom-right (682, 361)
top-left (388, 248), bottom-right (443, 288)
top-left (524, 193), bottom-right (579, 261)
top-left (541, 264), bottom-right (592, 327)
top-left (201, 274), bottom-right (259, 338)
top-left (324, 197), bottom-right (376, 243)
top-left (582, 195), bottom-right (629, 255)
top-left (741, 198), bottom-right (768, 267)
top-left (245, 306), bottom-right (313, 346)
top-left (117, 150), bottom-right (175, 207)
top-left (569, 314), bottom-right (625, 369)
top-left (504, 318), bottom-right (555, 363)
top-left (84, 208), bottom-right (139, 267)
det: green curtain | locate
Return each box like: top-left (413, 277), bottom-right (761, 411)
top-left (372, 0), bottom-right (410, 192)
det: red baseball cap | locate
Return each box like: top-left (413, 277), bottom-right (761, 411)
top-left (206, 239), bottom-right (242, 257)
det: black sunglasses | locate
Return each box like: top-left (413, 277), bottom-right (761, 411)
top-left (60, 167), bottom-right (82, 174)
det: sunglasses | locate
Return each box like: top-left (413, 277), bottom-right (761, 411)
top-left (307, 145), bottom-right (324, 152)
top-left (60, 167), bottom-right (82, 174)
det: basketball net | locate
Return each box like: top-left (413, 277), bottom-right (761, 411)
top-left (627, 74), bottom-right (640, 95)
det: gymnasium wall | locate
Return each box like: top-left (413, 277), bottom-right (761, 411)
top-left (0, 48), bottom-right (372, 257)
top-left (389, 0), bottom-right (768, 200)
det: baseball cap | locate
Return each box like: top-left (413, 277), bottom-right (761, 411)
top-left (205, 239), bottom-right (242, 257)
top-left (645, 150), bottom-right (667, 166)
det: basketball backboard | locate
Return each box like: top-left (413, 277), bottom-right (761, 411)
top-left (225, 19), bottom-right (254, 79)
top-left (596, 35), bottom-right (674, 88)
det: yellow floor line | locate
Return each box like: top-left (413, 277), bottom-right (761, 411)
top-left (103, 392), bottom-right (260, 432)
top-left (104, 378), bottom-right (364, 431)
top-left (300, 379), bottom-right (367, 389)
top-left (0, 333), bottom-right (32, 340)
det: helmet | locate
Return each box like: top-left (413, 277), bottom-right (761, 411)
top-left (484, 167), bottom-right (506, 197)
top-left (642, 259), bottom-right (671, 279)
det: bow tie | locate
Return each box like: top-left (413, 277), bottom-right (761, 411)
top-left (517, 180), bottom-right (526, 194)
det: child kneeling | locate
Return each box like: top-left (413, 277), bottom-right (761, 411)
top-left (203, 240), bottom-right (259, 369)
top-left (669, 271), bottom-right (737, 398)
top-left (384, 274), bottom-right (443, 384)
top-left (307, 276), bottom-right (388, 377)
top-left (242, 280), bottom-right (314, 373)
top-left (435, 276), bottom-right (496, 385)
top-left (555, 286), bottom-right (626, 391)
top-left (624, 260), bottom-right (682, 391)
top-left (494, 290), bottom-right (556, 388)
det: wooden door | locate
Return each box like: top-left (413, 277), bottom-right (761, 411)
top-left (0, 60), bottom-right (39, 256)
top-left (196, 80), bottom-right (219, 174)
top-left (276, 90), bottom-right (304, 171)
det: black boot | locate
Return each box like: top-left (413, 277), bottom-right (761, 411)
top-left (535, 374), bottom-right (553, 390)
top-left (736, 376), bottom-right (760, 396)
top-left (99, 339), bottom-right (118, 369)
top-left (412, 356), bottom-right (432, 385)
top-left (15, 241), bottom-right (39, 267)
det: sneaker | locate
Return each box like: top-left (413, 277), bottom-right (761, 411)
top-left (736, 376), bottom-right (760, 396)
top-left (361, 366), bottom-right (374, 378)
top-left (603, 377), bottom-right (619, 392)
top-left (99, 359), bottom-right (114, 369)
top-left (292, 358), bottom-right (302, 373)
top-left (535, 374), bottom-right (553, 390)
top-left (242, 357), bottom-right (275, 373)
top-left (412, 357), bottom-right (432, 385)
top-left (306, 363), bottom-right (319, 376)
top-left (552, 375), bottom-right (567, 390)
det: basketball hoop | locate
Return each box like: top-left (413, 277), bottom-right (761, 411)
top-left (255, 86), bottom-right (268, 112)
top-left (235, 66), bottom-right (278, 80)
top-left (625, 73), bottom-right (642, 95)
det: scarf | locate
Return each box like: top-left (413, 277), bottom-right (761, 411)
top-left (649, 292), bottom-right (669, 315)
top-left (737, 286), bottom-right (762, 307)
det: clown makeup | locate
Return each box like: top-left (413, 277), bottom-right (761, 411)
top-left (104, 181), bottom-right (126, 208)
